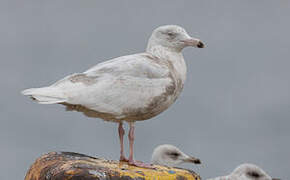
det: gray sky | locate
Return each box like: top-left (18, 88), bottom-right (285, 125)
top-left (1, 0), bottom-right (289, 179)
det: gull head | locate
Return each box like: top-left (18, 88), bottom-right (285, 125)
top-left (151, 144), bottom-right (201, 167)
top-left (147, 25), bottom-right (205, 52)
top-left (229, 163), bottom-right (280, 180)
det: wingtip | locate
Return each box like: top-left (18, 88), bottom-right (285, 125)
top-left (21, 88), bottom-right (33, 96)
top-left (21, 89), bottom-right (29, 95)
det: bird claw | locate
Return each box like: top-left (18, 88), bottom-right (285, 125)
top-left (119, 156), bottom-right (129, 162)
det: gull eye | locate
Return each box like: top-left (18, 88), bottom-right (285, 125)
top-left (167, 151), bottom-right (180, 159)
top-left (170, 152), bottom-right (179, 156)
top-left (166, 32), bottom-right (177, 37)
top-left (247, 171), bottom-right (261, 178)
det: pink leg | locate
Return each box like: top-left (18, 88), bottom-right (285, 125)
top-left (128, 122), bottom-right (153, 168)
top-left (118, 122), bottom-right (128, 162)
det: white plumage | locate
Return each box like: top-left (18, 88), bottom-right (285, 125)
top-left (23, 53), bottom-right (172, 118)
top-left (22, 25), bottom-right (204, 167)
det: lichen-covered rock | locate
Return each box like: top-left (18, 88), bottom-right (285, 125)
top-left (25, 152), bottom-right (201, 180)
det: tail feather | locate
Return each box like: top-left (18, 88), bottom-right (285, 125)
top-left (21, 87), bottom-right (66, 104)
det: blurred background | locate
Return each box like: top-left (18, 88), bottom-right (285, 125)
top-left (0, 0), bottom-right (289, 179)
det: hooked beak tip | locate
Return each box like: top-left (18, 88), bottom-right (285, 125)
top-left (193, 158), bottom-right (201, 164)
top-left (181, 39), bottom-right (205, 48)
top-left (184, 157), bottom-right (202, 164)
top-left (197, 41), bottom-right (205, 48)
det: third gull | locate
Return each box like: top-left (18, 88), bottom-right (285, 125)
top-left (22, 25), bottom-right (205, 167)
top-left (207, 163), bottom-right (280, 180)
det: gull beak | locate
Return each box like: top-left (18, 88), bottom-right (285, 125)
top-left (183, 156), bottom-right (201, 164)
top-left (181, 38), bottom-right (205, 48)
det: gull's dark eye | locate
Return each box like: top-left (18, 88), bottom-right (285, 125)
top-left (247, 171), bottom-right (261, 178)
top-left (166, 151), bottom-right (180, 160)
top-left (166, 32), bottom-right (177, 38)
top-left (170, 152), bottom-right (179, 156)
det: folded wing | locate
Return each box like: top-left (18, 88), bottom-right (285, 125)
top-left (22, 53), bottom-right (174, 119)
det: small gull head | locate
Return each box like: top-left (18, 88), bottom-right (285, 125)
top-left (147, 25), bottom-right (205, 52)
top-left (151, 144), bottom-right (201, 167)
top-left (214, 163), bottom-right (280, 180)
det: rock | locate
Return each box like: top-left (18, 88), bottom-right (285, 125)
top-left (25, 152), bottom-right (201, 180)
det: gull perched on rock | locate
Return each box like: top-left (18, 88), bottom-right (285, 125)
top-left (151, 144), bottom-right (201, 167)
top-left (208, 163), bottom-right (280, 180)
top-left (22, 25), bottom-right (204, 167)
